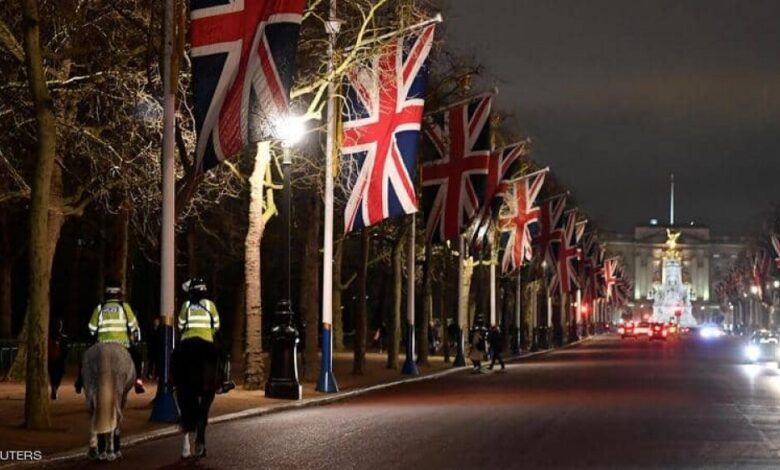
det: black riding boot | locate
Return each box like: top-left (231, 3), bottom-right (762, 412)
top-left (217, 353), bottom-right (235, 394)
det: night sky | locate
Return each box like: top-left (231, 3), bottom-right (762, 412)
top-left (440, 0), bottom-right (780, 235)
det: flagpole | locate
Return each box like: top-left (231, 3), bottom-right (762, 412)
top-left (453, 235), bottom-right (466, 367)
top-left (575, 288), bottom-right (582, 340)
top-left (514, 269), bottom-right (522, 354)
top-left (316, 0), bottom-right (340, 393)
top-left (490, 259), bottom-right (497, 326)
top-left (402, 216), bottom-right (419, 375)
top-left (150, 0), bottom-right (179, 423)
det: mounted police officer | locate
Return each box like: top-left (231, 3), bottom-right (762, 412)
top-left (75, 282), bottom-right (145, 394)
top-left (178, 278), bottom-right (235, 394)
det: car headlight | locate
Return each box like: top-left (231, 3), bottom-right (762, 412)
top-left (746, 345), bottom-right (761, 361)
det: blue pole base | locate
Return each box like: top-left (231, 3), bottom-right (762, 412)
top-left (150, 323), bottom-right (178, 423)
top-left (401, 356), bottom-right (419, 375)
top-left (401, 324), bottom-right (419, 375)
top-left (453, 328), bottom-right (466, 367)
top-left (316, 368), bottom-right (339, 393)
top-left (316, 326), bottom-right (339, 393)
top-left (150, 387), bottom-right (179, 423)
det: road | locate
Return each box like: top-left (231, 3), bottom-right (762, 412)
top-left (45, 335), bottom-right (780, 469)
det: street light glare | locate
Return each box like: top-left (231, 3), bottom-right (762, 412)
top-left (275, 115), bottom-right (306, 147)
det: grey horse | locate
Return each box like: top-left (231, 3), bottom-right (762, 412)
top-left (81, 342), bottom-right (135, 461)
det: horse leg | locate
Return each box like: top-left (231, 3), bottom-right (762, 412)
top-left (113, 428), bottom-right (122, 460)
top-left (98, 434), bottom-right (107, 460)
top-left (195, 394), bottom-right (214, 457)
top-left (181, 432), bottom-right (192, 459)
top-left (106, 428), bottom-right (117, 462)
top-left (87, 432), bottom-right (99, 460)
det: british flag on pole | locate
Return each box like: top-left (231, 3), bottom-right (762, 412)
top-left (604, 257), bottom-right (620, 301)
top-left (341, 25), bottom-right (435, 233)
top-left (770, 232), bottom-right (780, 268)
top-left (496, 168), bottom-right (547, 273)
top-left (190, 0), bottom-right (305, 171)
top-left (422, 94), bottom-right (493, 243)
top-left (549, 210), bottom-right (581, 296)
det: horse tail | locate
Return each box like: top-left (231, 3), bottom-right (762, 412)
top-left (94, 350), bottom-right (116, 434)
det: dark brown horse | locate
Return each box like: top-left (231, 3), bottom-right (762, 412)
top-left (172, 337), bottom-right (219, 458)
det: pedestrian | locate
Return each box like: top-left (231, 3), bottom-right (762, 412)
top-left (469, 315), bottom-right (487, 373)
top-left (487, 324), bottom-right (505, 371)
top-left (47, 318), bottom-right (69, 400)
top-left (147, 316), bottom-right (162, 380)
top-left (75, 282), bottom-right (146, 394)
top-left (178, 278), bottom-right (235, 394)
top-left (373, 321), bottom-right (387, 353)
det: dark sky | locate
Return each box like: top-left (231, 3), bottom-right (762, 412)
top-left (440, 0), bottom-right (780, 235)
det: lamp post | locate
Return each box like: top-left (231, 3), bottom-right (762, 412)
top-left (265, 116), bottom-right (305, 400)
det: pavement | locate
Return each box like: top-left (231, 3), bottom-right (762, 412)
top-left (25, 333), bottom-right (780, 469)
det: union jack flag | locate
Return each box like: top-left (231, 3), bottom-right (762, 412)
top-left (190, 0), bottom-right (305, 171)
top-left (496, 168), bottom-right (547, 273)
top-left (771, 232), bottom-right (780, 268)
top-left (422, 95), bottom-right (493, 243)
top-left (752, 249), bottom-right (771, 301)
top-left (471, 141), bottom-right (529, 253)
top-left (549, 210), bottom-right (581, 295)
top-left (341, 26), bottom-right (435, 233)
top-left (604, 257), bottom-right (620, 301)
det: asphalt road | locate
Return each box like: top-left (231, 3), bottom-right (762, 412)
top-left (44, 334), bottom-right (780, 469)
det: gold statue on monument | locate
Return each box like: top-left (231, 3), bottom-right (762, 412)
top-left (664, 229), bottom-right (681, 260)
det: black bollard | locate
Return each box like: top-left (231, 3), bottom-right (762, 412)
top-left (264, 304), bottom-right (302, 400)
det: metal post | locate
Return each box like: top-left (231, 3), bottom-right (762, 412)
top-left (402, 216), bottom-right (418, 375)
top-left (575, 288), bottom-right (582, 340)
top-left (316, 0), bottom-right (340, 393)
top-left (513, 270), bottom-right (521, 354)
top-left (265, 146), bottom-right (302, 400)
top-left (489, 260), bottom-right (497, 326)
top-left (150, 0), bottom-right (179, 423)
top-left (453, 236), bottom-right (466, 367)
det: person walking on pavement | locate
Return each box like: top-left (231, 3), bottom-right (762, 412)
top-left (469, 315), bottom-right (487, 373)
top-left (75, 282), bottom-right (146, 394)
top-left (487, 324), bottom-right (506, 371)
top-left (48, 318), bottom-right (69, 400)
top-left (178, 278), bottom-right (235, 394)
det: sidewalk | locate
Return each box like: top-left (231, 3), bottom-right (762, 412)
top-left (0, 351), bottom-right (453, 457)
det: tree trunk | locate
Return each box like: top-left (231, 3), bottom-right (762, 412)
top-left (243, 142), bottom-right (271, 390)
top-left (231, 284), bottom-right (245, 376)
top-left (332, 237), bottom-right (345, 351)
top-left (0, 210), bottom-right (12, 338)
top-left (417, 241), bottom-right (432, 366)
top-left (109, 201), bottom-right (130, 293)
top-left (65, 236), bottom-right (82, 334)
top-left (186, 221), bottom-right (198, 278)
top-left (353, 228), bottom-right (369, 375)
top-left (21, 0), bottom-right (57, 428)
top-left (501, 278), bottom-right (513, 355)
top-left (438, 279), bottom-right (449, 362)
top-left (387, 232), bottom-right (404, 370)
top-left (300, 193), bottom-right (322, 382)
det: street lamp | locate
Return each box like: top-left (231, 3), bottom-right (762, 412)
top-left (265, 114), bottom-right (306, 400)
top-left (750, 285), bottom-right (759, 295)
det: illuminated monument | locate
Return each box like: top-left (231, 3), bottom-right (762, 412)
top-left (604, 174), bottom-right (748, 325)
top-left (648, 229), bottom-right (697, 326)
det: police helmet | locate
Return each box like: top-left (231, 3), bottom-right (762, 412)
top-left (105, 283), bottom-right (123, 299)
top-left (188, 278), bottom-right (208, 294)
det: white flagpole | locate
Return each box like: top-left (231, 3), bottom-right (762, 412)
top-left (490, 260), bottom-right (497, 326)
top-left (402, 216), bottom-right (418, 375)
top-left (515, 269), bottom-right (522, 353)
top-left (453, 235), bottom-right (466, 366)
top-left (150, 0), bottom-right (179, 423)
top-left (316, 0), bottom-right (340, 393)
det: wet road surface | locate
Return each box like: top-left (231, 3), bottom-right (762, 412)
top-left (45, 334), bottom-right (780, 469)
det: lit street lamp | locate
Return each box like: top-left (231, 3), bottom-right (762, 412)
top-left (265, 115), bottom-right (306, 400)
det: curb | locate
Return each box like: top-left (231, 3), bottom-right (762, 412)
top-left (20, 336), bottom-right (593, 468)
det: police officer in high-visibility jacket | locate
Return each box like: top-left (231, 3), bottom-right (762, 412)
top-left (178, 278), bottom-right (235, 394)
top-left (75, 283), bottom-right (145, 394)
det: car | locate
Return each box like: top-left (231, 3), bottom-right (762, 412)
top-left (744, 330), bottom-right (779, 363)
top-left (649, 323), bottom-right (668, 341)
top-left (634, 321), bottom-right (651, 337)
top-left (619, 322), bottom-right (636, 339)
